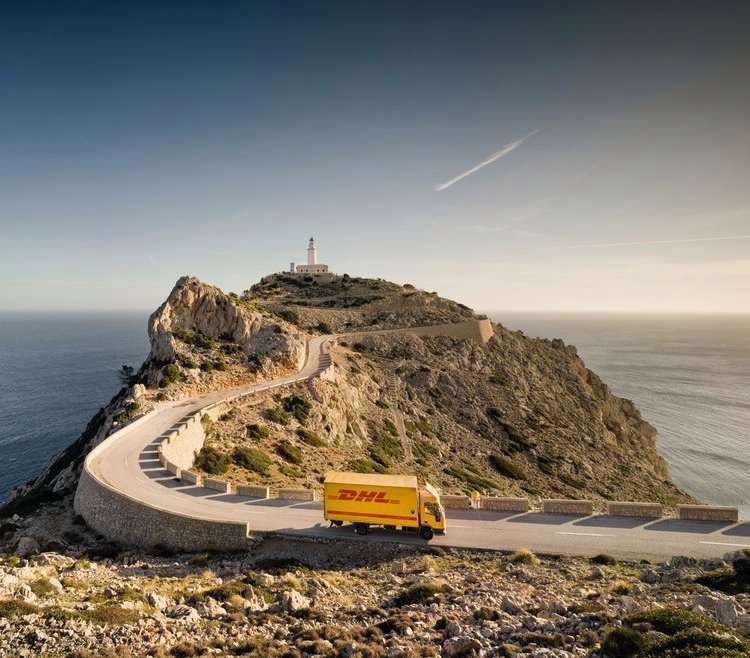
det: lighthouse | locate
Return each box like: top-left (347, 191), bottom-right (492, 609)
top-left (307, 237), bottom-right (317, 265)
top-left (290, 237), bottom-right (332, 276)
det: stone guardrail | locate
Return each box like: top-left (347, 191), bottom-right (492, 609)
top-left (236, 485), bottom-right (270, 498)
top-left (481, 497), bottom-right (529, 512)
top-left (204, 477), bottom-right (231, 493)
top-left (607, 502), bottom-right (663, 518)
top-left (542, 499), bottom-right (594, 515)
top-left (677, 504), bottom-right (739, 523)
top-left (180, 470), bottom-right (202, 486)
top-left (278, 488), bottom-right (317, 501)
top-left (441, 495), bottom-right (471, 509)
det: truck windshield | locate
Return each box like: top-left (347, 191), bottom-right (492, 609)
top-left (425, 501), bottom-right (442, 521)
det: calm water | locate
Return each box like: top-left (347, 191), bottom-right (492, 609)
top-left (490, 312), bottom-right (750, 519)
top-left (0, 312), bottom-right (149, 506)
top-left (0, 312), bottom-right (748, 519)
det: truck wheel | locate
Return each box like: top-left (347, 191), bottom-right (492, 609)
top-left (333, 520), bottom-right (343, 527)
top-left (419, 525), bottom-right (434, 541)
top-left (354, 523), bottom-right (369, 536)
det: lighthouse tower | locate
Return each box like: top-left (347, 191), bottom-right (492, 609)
top-left (291, 237), bottom-right (331, 275)
top-left (307, 237), bottom-right (317, 265)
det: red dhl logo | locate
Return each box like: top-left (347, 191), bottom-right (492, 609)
top-left (328, 489), bottom-right (400, 504)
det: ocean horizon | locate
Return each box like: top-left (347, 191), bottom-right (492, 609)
top-left (1, 310), bottom-right (748, 517)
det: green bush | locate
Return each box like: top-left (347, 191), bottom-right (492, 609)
top-left (592, 553), bottom-right (618, 566)
top-left (368, 429), bottom-right (402, 468)
top-left (488, 454), bottom-right (525, 480)
top-left (282, 395), bottom-right (312, 423)
top-left (393, 582), bottom-right (443, 607)
top-left (266, 406), bottom-right (290, 425)
top-left (233, 447), bottom-right (272, 474)
top-left (279, 463), bottom-right (303, 478)
top-left (195, 446), bottom-right (232, 474)
top-left (383, 419), bottom-right (398, 436)
top-left (160, 363), bottom-right (180, 387)
top-left (642, 628), bottom-right (750, 657)
top-left (296, 428), bottom-right (326, 447)
top-left (600, 627), bottom-right (647, 658)
top-left (277, 442), bottom-right (303, 464)
top-left (172, 328), bottom-right (215, 350)
top-left (349, 458), bottom-right (388, 474)
top-left (443, 465), bottom-right (499, 492)
top-left (375, 399), bottom-right (389, 409)
top-left (246, 423), bottom-right (270, 440)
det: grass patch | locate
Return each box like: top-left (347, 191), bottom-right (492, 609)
top-left (696, 554), bottom-right (750, 594)
top-left (265, 406), bottom-right (290, 425)
top-left (279, 464), bottom-right (303, 478)
top-left (0, 599), bottom-right (39, 618)
top-left (296, 428), bottom-right (326, 447)
top-left (369, 428), bottom-right (402, 468)
top-left (195, 445), bottom-right (232, 475)
top-left (172, 327), bottom-right (215, 350)
top-left (600, 627), bottom-right (647, 658)
top-left (277, 441), bottom-right (303, 464)
top-left (281, 395), bottom-right (312, 424)
top-left (488, 454), bottom-right (525, 480)
top-left (349, 458), bottom-right (388, 474)
top-left (233, 447), bottom-right (272, 474)
top-left (509, 549), bottom-right (539, 565)
top-left (443, 465), bottom-right (499, 492)
top-left (392, 582), bottom-right (443, 607)
top-left (246, 423), bottom-right (270, 440)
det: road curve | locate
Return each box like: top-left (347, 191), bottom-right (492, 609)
top-left (79, 333), bottom-right (750, 561)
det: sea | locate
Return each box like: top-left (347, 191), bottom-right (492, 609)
top-left (0, 311), bottom-right (748, 518)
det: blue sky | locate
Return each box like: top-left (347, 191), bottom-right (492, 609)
top-left (1, 1), bottom-right (749, 312)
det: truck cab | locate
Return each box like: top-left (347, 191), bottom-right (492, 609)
top-left (419, 482), bottom-right (446, 540)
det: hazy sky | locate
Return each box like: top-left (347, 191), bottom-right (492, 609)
top-left (1, 1), bottom-right (749, 312)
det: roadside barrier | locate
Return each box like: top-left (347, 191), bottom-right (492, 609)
top-left (236, 485), bottom-right (270, 498)
top-left (278, 488), bottom-right (316, 501)
top-left (481, 497), bottom-right (529, 512)
top-left (607, 501), bottom-right (663, 518)
top-left (203, 478), bottom-right (232, 493)
top-left (541, 499), bottom-right (594, 515)
top-left (677, 504), bottom-right (738, 523)
top-left (441, 495), bottom-right (471, 509)
top-left (180, 471), bottom-right (202, 486)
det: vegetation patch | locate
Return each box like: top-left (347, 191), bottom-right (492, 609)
top-left (349, 458), bottom-right (388, 474)
top-left (279, 463), bottom-right (303, 478)
top-left (160, 363), bottom-right (180, 387)
top-left (277, 441), bottom-right (303, 464)
top-left (296, 428), bottom-right (326, 447)
top-left (233, 447), bottom-right (272, 474)
top-left (600, 627), bottom-right (647, 658)
top-left (509, 549), bottom-right (539, 566)
top-left (0, 599), bottom-right (39, 619)
top-left (443, 465), bottom-right (499, 492)
top-left (282, 395), bottom-right (312, 423)
top-left (195, 446), bottom-right (232, 474)
top-left (172, 327), bottom-right (215, 350)
top-left (488, 454), bottom-right (525, 480)
top-left (696, 553), bottom-right (750, 594)
top-left (246, 423), bottom-right (270, 440)
top-left (368, 428), bottom-right (402, 468)
top-left (392, 582), bottom-right (443, 607)
top-left (265, 406), bottom-right (290, 425)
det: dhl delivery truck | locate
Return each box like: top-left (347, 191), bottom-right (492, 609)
top-left (323, 471), bottom-right (446, 540)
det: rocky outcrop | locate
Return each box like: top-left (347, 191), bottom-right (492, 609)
top-left (147, 276), bottom-right (306, 369)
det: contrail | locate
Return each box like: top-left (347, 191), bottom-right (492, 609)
top-left (434, 129), bottom-right (539, 192)
top-left (531, 234), bottom-right (750, 252)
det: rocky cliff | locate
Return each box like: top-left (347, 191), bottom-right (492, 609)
top-left (1, 272), bottom-right (695, 534)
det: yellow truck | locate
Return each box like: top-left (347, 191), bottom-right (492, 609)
top-left (323, 471), bottom-right (446, 540)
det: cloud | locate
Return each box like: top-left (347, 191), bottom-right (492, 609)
top-left (434, 129), bottom-right (539, 192)
top-left (528, 234), bottom-right (750, 251)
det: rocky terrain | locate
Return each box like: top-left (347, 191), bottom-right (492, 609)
top-left (1, 534), bottom-right (749, 657)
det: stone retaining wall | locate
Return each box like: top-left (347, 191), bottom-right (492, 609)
top-left (677, 505), bottom-right (739, 523)
top-left (542, 499), bottom-right (594, 515)
top-left (481, 497), bottom-right (529, 512)
top-left (607, 502), bottom-right (663, 518)
top-left (180, 471), bottom-right (202, 486)
top-left (74, 469), bottom-right (249, 552)
top-left (160, 414), bottom-right (205, 471)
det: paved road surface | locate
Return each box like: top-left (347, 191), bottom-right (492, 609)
top-left (88, 334), bottom-right (750, 561)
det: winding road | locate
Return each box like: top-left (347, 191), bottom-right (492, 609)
top-left (81, 332), bottom-right (750, 562)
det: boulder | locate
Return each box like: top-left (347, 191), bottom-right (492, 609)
top-left (280, 589), bottom-right (310, 612)
top-left (14, 537), bottom-right (40, 557)
top-left (443, 636), bottom-right (483, 657)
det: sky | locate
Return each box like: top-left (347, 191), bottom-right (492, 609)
top-left (1, 1), bottom-right (749, 313)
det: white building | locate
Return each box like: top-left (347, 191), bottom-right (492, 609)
top-left (290, 237), bottom-right (331, 275)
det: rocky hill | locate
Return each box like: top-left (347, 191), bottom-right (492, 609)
top-left (2, 272), bottom-right (695, 531)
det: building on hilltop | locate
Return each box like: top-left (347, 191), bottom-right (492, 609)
top-left (289, 237), bottom-right (334, 276)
